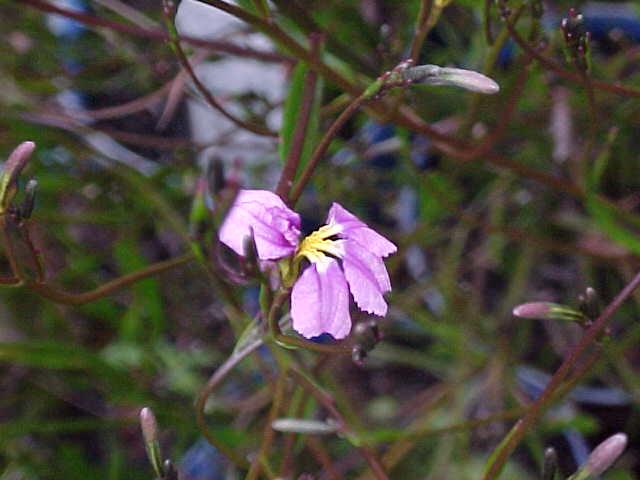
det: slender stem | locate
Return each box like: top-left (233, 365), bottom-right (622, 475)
top-left (484, 0), bottom-right (494, 44)
top-left (190, 0), bottom-right (592, 200)
top-left (195, 333), bottom-right (265, 468)
top-left (245, 367), bottom-right (288, 480)
top-left (162, 2), bottom-right (277, 138)
top-left (276, 35), bottom-right (322, 201)
top-left (289, 368), bottom-right (389, 480)
top-left (29, 253), bottom-right (194, 305)
top-left (289, 92), bottom-right (370, 205)
top-left (23, 0), bottom-right (288, 63)
top-left (409, 0), bottom-right (434, 63)
top-left (305, 436), bottom-right (342, 480)
top-left (462, 54), bottom-right (532, 160)
top-left (278, 387), bottom-right (310, 477)
top-left (482, 269), bottom-right (640, 479)
top-left (503, 15), bottom-right (640, 98)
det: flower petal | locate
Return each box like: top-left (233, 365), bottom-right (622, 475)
top-left (327, 203), bottom-right (396, 257)
top-left (291, 258), bottom-right (351, 339)
top-left (342, 240), bottom-right (390, 316)
top-left (219, 189), bottom-right (301, 260)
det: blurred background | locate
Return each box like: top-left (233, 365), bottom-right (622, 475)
top-left (1, 0), bottom-right (640, 478)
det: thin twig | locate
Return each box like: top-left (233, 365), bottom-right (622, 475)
top-left (195, 334), bottom-right (264, 468)
top-left (503, 16), bottom-right (640, 98)
top-left (23, 0), bottom-right (289, 63)
top-left (245, 368), bottom-right (288, 480)
top-left (276, 35), bottom-right (322, 201)
top-left (29, 253), bottom-right (195, 305)
top-left (162, 2), bottom-right (277, 138)
top-left (409, 0), bottom-right (434, 63)
top-left (289, 92), bottom-right (370, 205)
top-left (289, 368), bottom-right (389, 480)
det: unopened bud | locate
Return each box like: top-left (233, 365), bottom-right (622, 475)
top-left (140, 407), bottom-right (163, 478)
top-left (1, 141), bottom-right (36, 213)
top-left (542, 447), bottom-right (558, 480)
top-left (578, 287), bottom-right (600, 320)
top-left (241, 228), bottom-right (260, 278)
top-left (403, 65), bottom-right (500, 94)
top-left (20, 179), bottom-right (37, 220)
top-left (584, 433), bottom-right (627, 477)
top-left (163, 459), bottom-right (179, 480)
top-left (352, 319), bottom-right (382, 365)
top-left (513, 302), bottom-right (586, 323)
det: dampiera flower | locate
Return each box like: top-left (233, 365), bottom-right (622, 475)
top-left (219, 190), bottom-right (396, 340)
top-left (291, 203), bottom-right (396, 339)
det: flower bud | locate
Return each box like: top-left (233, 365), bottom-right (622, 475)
top-left (403, 65), bottom-right (500, 94)
top-left (1, 141), bottom-right (36, 213)
top-left (20, 179), bottom-right (37, 220)
top-left (583, 433), bottom-right (627, 477)
top-left (352, 319), bottom-right (382, 365)
top-left (162, 459), bottom-right (179, 480)
top-left (578, 287), bottom-right (600, 320)
top-left (542, 447), bottom-right (558, 480)
top-left (512, 302), bottom-right (586, 323)
top-left (140, 407), bottom-right (164, 478)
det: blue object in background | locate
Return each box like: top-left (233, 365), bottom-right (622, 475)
top-left (583, 2), bottom-right (640, 43)
top-left (46, 0), bottom-right (87, 39)
top-left (180, 438), bottom-right (226, 480)
top-left (496, 2), bottom-right (640, 68)
top-left (361, 122), bottom-right (397, 169)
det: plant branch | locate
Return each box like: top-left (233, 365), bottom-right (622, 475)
top-left (409, 0), bottom-right (434, 63)
top-left (289, 91), bottom-right (370, 205)
top-left (28, 253), bottom-right (194, 305)
top-left (162, 1), bottom-right (277, 138)
top-left (23, 0), bottom-right (288, 63)
top-left (195, 334), bottom-right (264, 468)
top-left (276, 35), bottom-right (322, 201)
top-left (245, 367), bottom-right (288, 480)
top-left (503, 15), bottom-right (640, 98)
top-left (289, 368), bottom-right (389, 480)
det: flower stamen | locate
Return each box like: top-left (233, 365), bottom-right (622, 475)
top-left (296, 223), bottom-right (344, 264)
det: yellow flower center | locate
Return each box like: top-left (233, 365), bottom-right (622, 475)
top-left (295, 223), bottom-right (344, 265)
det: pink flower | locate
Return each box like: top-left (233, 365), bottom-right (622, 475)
top-left (291, 203), bottom-right (396, 339)
top-left (218, 190), bottom-right (396, 340)
top-left (219, 190), bottom-right (301, 260)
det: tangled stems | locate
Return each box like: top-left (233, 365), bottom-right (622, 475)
top-left (482, 269), bottom-right (640, 479)
top-left (23, 0), bottom-right (288, 63)
top-left (161, 0), bottom-right (277, 138)
top-left (502, 12), bottom-right (640, 98)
